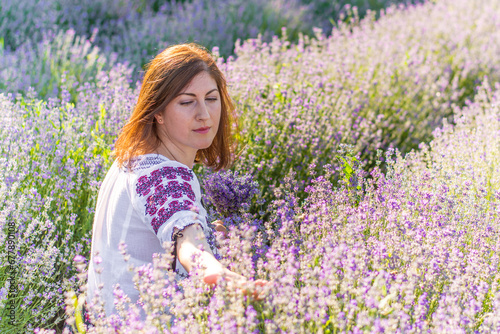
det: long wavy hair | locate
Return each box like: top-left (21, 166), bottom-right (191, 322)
top-left (113, 43), bottom-right (236, 171)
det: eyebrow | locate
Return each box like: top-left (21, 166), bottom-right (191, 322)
top-left (177, 88), bottom-right (219, 97)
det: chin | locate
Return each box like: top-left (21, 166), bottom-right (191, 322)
top-left (201, 137), bottom-right (217, 149)
top-left (196, 141), bottom-right (213, 150)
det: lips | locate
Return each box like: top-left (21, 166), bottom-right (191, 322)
top-left (193, 126), bottom-right (211, 134)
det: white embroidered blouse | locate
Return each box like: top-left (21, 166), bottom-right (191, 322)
top-left (86, 153), bottom-right (215, 319)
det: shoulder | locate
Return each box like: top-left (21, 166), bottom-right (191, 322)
top-left (131, 154), bottom-right (199, 198)
top-left (128, 155), bottom-right (206, 236)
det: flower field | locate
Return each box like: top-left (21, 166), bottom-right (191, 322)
top-left (1, 0), bottom-right (500, 332)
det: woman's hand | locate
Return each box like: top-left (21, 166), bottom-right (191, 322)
top-left (176, 223), bottom-right (268, 300)
top-left (238, 278), bottom-right (269, 300)
top-left (211, 219), bottom-right (228, 239)
top-left (203, 271), bottom-right (269, 301)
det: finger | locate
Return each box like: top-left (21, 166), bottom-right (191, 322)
top-left (211, 219), bottom-right (224, 226)
top-left (203, 273), bottom-right (220, 286)
top-left (254, 279), bottom-right (269, 288)
top-left (214, 224), bottom-right (227, 233)
top-left (239, 280), bottom-right (269, 300)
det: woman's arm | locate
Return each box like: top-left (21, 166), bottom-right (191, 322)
top-left (175, 223), bottom-right (244, 285)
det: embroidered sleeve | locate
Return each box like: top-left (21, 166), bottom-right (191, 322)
top-left (135, 165), bottom-right (207, 245)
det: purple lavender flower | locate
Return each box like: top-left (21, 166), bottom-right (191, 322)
top-left (73, 255), bottom-right (86, 263)
top-left (203, 170), bottom-right (259, 218)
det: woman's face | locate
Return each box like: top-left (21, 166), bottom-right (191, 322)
top-left (155, 71), bottom-right (221, 160)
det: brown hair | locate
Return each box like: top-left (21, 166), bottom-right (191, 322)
top-left (113, 43), bottom-right (235, 171)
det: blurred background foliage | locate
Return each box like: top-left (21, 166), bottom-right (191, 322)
top-left (0, 0), bottom-right (423, 81)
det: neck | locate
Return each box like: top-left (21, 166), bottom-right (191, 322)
top-left (155, 142), bottom-right (196, 169)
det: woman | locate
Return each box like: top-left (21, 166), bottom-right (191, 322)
top-left (85, 43), bottom-right (259, 322)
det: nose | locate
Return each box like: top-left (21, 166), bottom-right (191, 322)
top-left (196, 100), bottom-right (210, 120)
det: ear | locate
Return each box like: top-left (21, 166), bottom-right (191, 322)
top-left (154, 114), bottom-right (163, 124)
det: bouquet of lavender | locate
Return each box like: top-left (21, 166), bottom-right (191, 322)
top-left (203, 170), bottom-right (260, 219)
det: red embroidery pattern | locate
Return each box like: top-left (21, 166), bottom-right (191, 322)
top-left (136, 166), bottom-right (196, 234)
top-left (136, 166), bottom-right (193, 197)
top-left (145, 181), bottom-right (196, 216)
top-left (151, 200), bottom-right (194, 234)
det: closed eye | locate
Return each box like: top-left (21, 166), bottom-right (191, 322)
top-left (180, 101), bottom-right (194, 105)
top-left (206, 97), bottom-right (218, 102)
